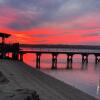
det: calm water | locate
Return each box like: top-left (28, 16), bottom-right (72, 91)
top-left (23, 53), bottom-right (100, 99)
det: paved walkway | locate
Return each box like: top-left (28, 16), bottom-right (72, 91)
top-left (0, 60), bottom-right (98, 100)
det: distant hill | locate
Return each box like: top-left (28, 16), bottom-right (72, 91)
top-left (20, 44), bottom-right (100, 49)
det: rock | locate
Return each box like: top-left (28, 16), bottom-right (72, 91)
top-left (0, 89), bottom-right (40, 100)
top-left (0, 71), bottom-right (9, 84)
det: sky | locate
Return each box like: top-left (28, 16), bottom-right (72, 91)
top-left (0, 0), bottom-right (100, 45)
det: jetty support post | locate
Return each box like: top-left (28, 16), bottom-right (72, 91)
top-left (95, 55), bottom-right (98, 64)
top-left (82, 54), bottom-right (88, 64)
top-left (95, 55), bottom-right (100, 64)
top-left (19, 52), bottom-right (24, 61)
top-left (52, 53), bottom-right (58, 69)
top-left (67, 54), bottom-right (73, 69)
top-left (12, 43), bottom-right (20, 60)
top-left (36, 53), bottom-right (41, 69)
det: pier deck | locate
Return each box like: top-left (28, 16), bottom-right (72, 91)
top-left (0, 60), bottom-right (98, 100)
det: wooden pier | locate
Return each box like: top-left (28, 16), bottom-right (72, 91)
top-left (19, 50), bottom-right (100, 69)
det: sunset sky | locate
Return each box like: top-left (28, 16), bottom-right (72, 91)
top-left (0, 0), bottom-right (100, 45)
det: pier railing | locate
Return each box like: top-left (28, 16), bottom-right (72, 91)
top-left (19, 46), bottom-right (100, 69)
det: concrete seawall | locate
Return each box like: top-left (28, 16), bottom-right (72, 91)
top-left (0, 60), bottom-right (99, 100)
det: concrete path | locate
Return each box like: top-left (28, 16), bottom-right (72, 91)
top-left (0, 60), bottom-right (98, 100)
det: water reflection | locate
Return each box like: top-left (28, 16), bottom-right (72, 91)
top-left (97, 80), bottom-right (100, 96)
top-left (81, 62), bottom-right (88, 70)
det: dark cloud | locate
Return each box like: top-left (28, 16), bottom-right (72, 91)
top-left (82, 32), bottom-right (100, 37)
top-left (3, 0), bottom-right (65, 30)
top-left (80, 41), bottom-right (100, 45)
top-left (28, 32), bottom-right (67, 38)
top-left (6, 17), bottom-right (42, 30)
top-left (0, 0), bottom-right (100, 30)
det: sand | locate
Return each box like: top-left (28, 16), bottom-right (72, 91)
top-left (0, 59), bottom-right (98, 100)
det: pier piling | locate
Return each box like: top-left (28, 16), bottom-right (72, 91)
top-left (20, 53), bottom-right (24, 61)
top-left (52, 53), bottom-right (58, 69)
top-left (36, 53), bottom-right (41, 69)
top-left (82, 54), bottom-right (88, 64)
top-left (67, 54), bottom-right (73, 69)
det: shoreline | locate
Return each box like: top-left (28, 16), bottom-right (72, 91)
top-left (0, 59), bottom-right (99, 100)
